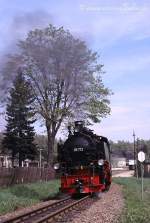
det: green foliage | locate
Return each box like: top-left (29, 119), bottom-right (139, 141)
top-left (2, 72), bottom-right (37, 165)
top-left (111, 139), bottom-right (150, 158)
top-left (111, 140), bottom-right (133, 151)
top-left (114, 178), bottom-right (150, 223)
top-left (85, 76), bottom-right (111, 123)
top-left (0, 180), bottom-right (60, 215)
top-left (19, 25), bottom-right (111, 124)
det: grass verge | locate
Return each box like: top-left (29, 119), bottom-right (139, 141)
top-left (113, 177), bottom-right (150, 223)
top-left (0, 179), bottom-right (60, 215)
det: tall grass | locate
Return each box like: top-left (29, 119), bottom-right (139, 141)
top-left (114, 177), bottom-right (150, 223)
top-left (0, 180), bottom-right (60, 215)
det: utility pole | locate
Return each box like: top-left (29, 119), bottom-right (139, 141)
top-left (133, 130), bottom-right (136, 176)
top-left (136, 138), bottom-right (139, 179)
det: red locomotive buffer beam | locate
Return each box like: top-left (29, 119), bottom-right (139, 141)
top-left (61, 174), bottom-right (107, 194)
top-left (61, 161), bottom-right (112, 195)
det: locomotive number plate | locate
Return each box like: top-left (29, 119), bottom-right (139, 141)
top-left (74, 147), bottom-right (84, 152)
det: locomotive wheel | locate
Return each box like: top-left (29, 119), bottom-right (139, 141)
top-left (103, 180), bottom-right (111, 191)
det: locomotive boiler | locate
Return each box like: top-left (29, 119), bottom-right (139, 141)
top-left (54, 121), bottom-right (112, 196)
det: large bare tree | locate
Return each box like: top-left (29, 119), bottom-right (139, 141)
top-left (1, 25), bottom-right (111, 165)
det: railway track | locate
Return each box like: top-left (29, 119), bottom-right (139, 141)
top-left (1, 195), bottom-right (90, 223)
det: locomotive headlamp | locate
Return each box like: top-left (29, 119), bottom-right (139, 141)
top-left (53, 163), bottom-right (60, 170)
top-left (74, 126), bottom-right (80, 132)
top-left (98, 159), bottom-right (104, 166)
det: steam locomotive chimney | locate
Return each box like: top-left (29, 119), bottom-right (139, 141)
top-left (68, 126), bottom-right (72, 135)
top-left (74, 121), bottom-right (84, 132)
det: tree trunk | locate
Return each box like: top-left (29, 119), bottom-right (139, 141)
top-left (12, 152), bottom-right (15, 167)
top-left (46, 124), bottom-right (55, 166)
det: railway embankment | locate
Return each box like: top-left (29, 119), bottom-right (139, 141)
top-left (114, 177), bottom-right (150, 223)
top-left (1, 177), bottom-right (150, 222)
top-left (0, 183), bottom-right (124, 223)
top-left (0, 179), bottom-right (60, 217)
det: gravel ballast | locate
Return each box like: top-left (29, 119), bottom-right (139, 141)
top-left (66, 183), bottom-right (124, 223)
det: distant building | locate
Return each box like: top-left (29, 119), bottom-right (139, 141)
top-left (0, 155), bottom-right (12, 168)
top-left (0, 154), bottom-right (47, 168)
top-left (111, 156), bottom-right (127, 169)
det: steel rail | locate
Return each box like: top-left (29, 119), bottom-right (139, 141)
top-left (1, 197), bottom-right (71, 223)
top-left (34, 195), bottom-right (90, 223)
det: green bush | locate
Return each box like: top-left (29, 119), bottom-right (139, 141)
top-left (0, 180), bottom-right (60, 215)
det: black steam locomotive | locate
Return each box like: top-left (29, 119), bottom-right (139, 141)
top-left (54, 121), bottom-right (112, 196)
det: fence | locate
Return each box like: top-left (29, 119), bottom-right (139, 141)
top-left (0, 167), bottom-right (55, 187)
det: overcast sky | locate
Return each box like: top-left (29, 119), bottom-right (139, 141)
top-left (0, 0), bottom-right (150, 141)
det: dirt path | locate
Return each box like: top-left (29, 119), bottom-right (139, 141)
top-left (113, 170), bottom-right (134, 177)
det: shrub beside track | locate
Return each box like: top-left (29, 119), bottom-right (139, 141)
top-left (0, 180), bottom-right (60, 215)
top-left (1, 196), bottom-right (91, 223)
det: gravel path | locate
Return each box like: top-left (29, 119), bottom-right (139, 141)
top-left (113, 170), bottom-right (134, 177)
top-left (65, 183), bottom-right (124, 223)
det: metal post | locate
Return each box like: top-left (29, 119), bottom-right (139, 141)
top-left (133, 131), bottom-right (136, 176)
top-left (136, 138), bottom-right (139, 179)
top-left (141, 162), bottom-right (144, 200)
top-left (138, 151), bottom-right (145, 200)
